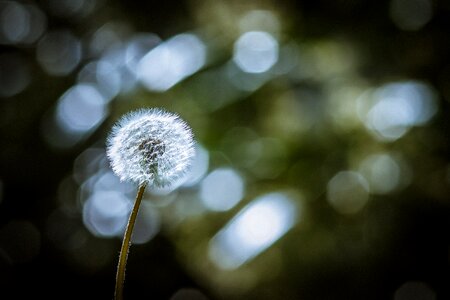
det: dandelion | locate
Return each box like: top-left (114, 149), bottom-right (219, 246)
top-left (107, 108), bottom-right (195, 186)
top-left (106, 108), bottom-right (195, 299)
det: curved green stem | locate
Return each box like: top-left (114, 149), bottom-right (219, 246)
top-left (115, 183), bottom-right (147, 300)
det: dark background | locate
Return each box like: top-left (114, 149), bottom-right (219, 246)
top-left (0, 0), bottom-right (449, 299)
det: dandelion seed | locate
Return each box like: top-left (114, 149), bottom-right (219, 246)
top-left (106, 108), bottom-right (195, 300)
top-left (106, 108), bottom-right (195, 187)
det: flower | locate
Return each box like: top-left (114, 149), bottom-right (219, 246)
top-left (106, 108), bottom-right (195, 187)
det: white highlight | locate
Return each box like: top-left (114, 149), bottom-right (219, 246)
top-left (125, 33), bottom-right (160, 74)
top-left (137, 33), bottom-right (206, 92)
top-left (56, 84), bottom-right (108, 134)
top-left (99, 44), bottom-right (138, 93)
top-left (233, 31), bottom-right (279, 74)
top-left (181, 144), bottom-right (209, 187)
top-left (360, 81), bottom-right (438, 141)
top-left (77, 60), bottom-right (120, 100)
top-left (209, 192), bottom-right (297, 269)
top-left (82, 190), bottom-right (130, 237)
top-left (200, 168), bottom-right (244, 211)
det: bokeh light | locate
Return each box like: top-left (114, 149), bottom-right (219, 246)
top-left (73, 147), bottom-right (162, 243)
top-left (82, 190), bottom-right (130, 237)
top-left (233, 31), bottom-right (279, 74)
top-left (131, 201), bottom-right (161, 244)
top-left (137, 33), bottom-right (206, 92)
top-left (41, 83), bottom-right (109, 149)
top-left (0, 1), bottom-right (29, 44)
top-left (181, 143), bottom-right (210, 187)
top-left (91, 170), bottom-right (134, 195)
top-left (389, 0), bottom-right (433, 31)
top-left (56, 84), bottom-right (109, 134)
top-left (88, 22), bottom-right (125, 57)
top-left (0, 1), bottom-right (46, 45)
top-left (125, 33), bottom-right (161, 75)
top-left (326, 171), bottom-right (370, 214)
top-left (394, 281), bottom-right (436, 300)
top-left (47, 0), bottom-right (97, 19)
top-left (36, 30), bottom-right (82, 76)
top-left (209, 192), bottom-right (298, 270)
top-left (359, 153), bottom-right (402, 195)
top-left (72, 147), bottom-right (107, 184)
top-left (200, 168), bottom-right (245, 211)
top-left (238, 10), bottom-right (280, 36)
top-left (225, 61), bottom-right (272, 92)
top-left (99, 43), bottom-right (138, 94)
top-left (77, 60), bottom-right (121, 100)
top-left (358, 81), bottom-right (438, 141)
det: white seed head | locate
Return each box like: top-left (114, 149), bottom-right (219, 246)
top-left (106, 108), bottom-right (195, 187)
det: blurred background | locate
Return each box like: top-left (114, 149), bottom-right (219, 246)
top-left (0, 0), bottom-right (449, 299)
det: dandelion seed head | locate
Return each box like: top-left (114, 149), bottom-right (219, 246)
top-left (106, 108), bottom-right (195, 187)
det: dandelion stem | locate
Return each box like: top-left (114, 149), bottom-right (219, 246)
top-left (115, 183), bottom-right (147, 300)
